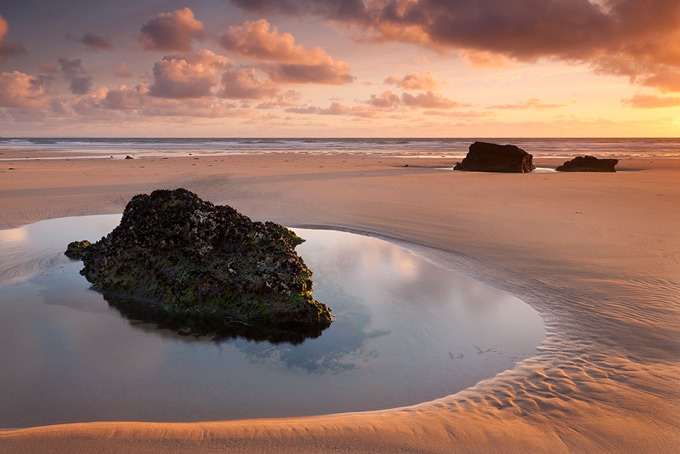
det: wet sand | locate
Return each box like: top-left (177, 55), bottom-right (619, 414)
top-left (0, 153), bottom-right (678, 452)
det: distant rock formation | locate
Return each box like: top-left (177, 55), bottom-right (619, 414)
top-left (454, 141), bottom-right (535, 173)
top-left (556, 156), bottom-right (618, 172)
top-left (66, 188), bottom-right (332, 340)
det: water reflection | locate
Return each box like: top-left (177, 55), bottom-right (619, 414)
top-left (0, 216), bottom-right (545, 428)
top-left (237, 282), bottom-right (388, 373)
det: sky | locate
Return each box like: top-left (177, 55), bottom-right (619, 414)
top-left (0, 0), bottom-right (679, 137)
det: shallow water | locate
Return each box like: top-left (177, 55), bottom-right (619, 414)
top-left (0, 216), bottom-right (545, 428)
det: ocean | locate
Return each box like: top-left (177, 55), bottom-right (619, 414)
top-left (1, 137), bottom-right (679, 160)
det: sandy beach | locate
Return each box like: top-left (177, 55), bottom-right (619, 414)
top-left (0, 153), bottom-right (678, 453)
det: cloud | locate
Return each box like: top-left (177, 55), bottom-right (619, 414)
top-left (261, 61), bottom-right (353, 85)
top-left (286, 101), bottom-right (385, 117)
top-left (229, 0), bottom-right (367, 22)
top-left (73, 84), bottom-right (245, 119)
top-left (220, 19), bottom-right (333, 64)
top-left (401, 91), bottom-right (461, 109)
top-left (0, 15), bottom-right (25, 63)
top-left (138, 7), bottom-right (205, 52)
top-left (287, 89), bottom-right (463, 117)
top-left (491, 98), bottom-right (564, 109)
top-left (218, 65), bottom-right (279, 99)
top-left (149, 50), bottom-right (227, 99)
top-left (58, 58), bottom-right (93, 94)
top-left (459, 50), bottom-right (511, 68)
top-left (622, 93), bottom-right (680, 108)
top-left (257, 89), bottom-right (301, 108)
top-left (115, 62), bottom-right (133, 78)
top-left (38, 62), bottom-right (59, 74)
top-left (385, 71), bottom-right (439, 90)
top-left (0, 71), bottom-right (50, 108)
top-left (229, 0), bottom-right (680, 93)
top-left (74, 33), bottom-right (113, 51)
top-left (219, 19), bottom-right (354, 85)
top-left (140, 98), bottom-right (243, 118)
top-left (367, 90), bottom-right (401, 108)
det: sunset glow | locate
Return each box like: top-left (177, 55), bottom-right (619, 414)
top-left (0, 1), bottom-right (678, 137)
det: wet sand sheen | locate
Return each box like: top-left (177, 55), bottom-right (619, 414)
top-left (0, 154), bottom-right (678, 452)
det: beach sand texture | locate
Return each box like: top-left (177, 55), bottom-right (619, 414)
top-left (0, 154), bottom-right (678, 453)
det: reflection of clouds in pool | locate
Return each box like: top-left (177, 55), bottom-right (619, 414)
top-left (0, 217), bottom-right (545, 427)
top-left (0, 226), bottom-right (28, 244)
top-left (237, 281), bottom-right (389, 374)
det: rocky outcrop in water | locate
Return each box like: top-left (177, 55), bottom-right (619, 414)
top-left (556, 155), bottom-right (618, 172)
top-left (66, 188), bottom-right (332, 339)
top-left (454, 141), bottom-right (535, 173)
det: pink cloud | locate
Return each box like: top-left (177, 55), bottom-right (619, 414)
top-left (401, 91), bottom-right (461, 109)
top-left (219, 19), bottom-right (331, 64)
top-left (367, 90), bottom-right (401, 108)
top-left (219, 19), bottom-right (354, 85)
top-left (261, 61), bottom-right (353, 85)
top-left (138, 7), bottom-right (205, 52)
top-left (0, 15), bottom-right (25, 63)
top-left (149, 50), bottom-right (227, 99)
top-left (256, 90), bottom-right (301, 108)
top-left (385, 71), bottom-right (440, 90)
top-left (229, 0), bottom-right (680, 94)
top-left (0, 71), bottom-right (50, 108)
top-left (287, 89), bottom-right (463, 117)
top-left (218, 65), bottom-right (279, 99)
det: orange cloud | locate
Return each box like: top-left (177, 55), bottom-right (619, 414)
top-left (385, 71), bottom-right (439, 90)
top-left (286, 101), bottom-right (384, 117)
top-left (229, 0), bottom-right (680, 93)
top-left (220, 19), bottom-right (331, 64)
top-left (219, 19), bottom-right (354, 85)
top-left (622, 93), bottom-right (680, 108)
top-left (149, 50), bottom-right (227, 98)
top-left (401, 91), bottom-right (461, 109)
top-left (0, 15), bottom-right (25, 63)
top-left (138, 7), bottom-right (205, 52)
top-left (491, 98), bottom-right (564, 109)
top-left (459, 50), bottom-right (511, 68)
top-left (0, 71), bottom-right (50, 108)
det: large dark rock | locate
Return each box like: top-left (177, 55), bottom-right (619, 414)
top-left (556, 155), bottom-right (618, 172)
top-left (454, 141), bottom-right (535, 173)
top-left (65, 188), bottom-right (332, 339)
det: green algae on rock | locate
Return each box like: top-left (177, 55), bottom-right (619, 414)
top-left (64, 240), bottom-right (92, 260)
top-left (66, 188), bottom-right (332, 339)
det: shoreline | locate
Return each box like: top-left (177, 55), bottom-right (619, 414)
top-left (0, 153), bottom-right (678, 452)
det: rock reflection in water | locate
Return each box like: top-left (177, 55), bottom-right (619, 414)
top-left (0, 216), bottom-right (545, 428)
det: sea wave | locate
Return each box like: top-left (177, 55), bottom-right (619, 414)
top-left (1, 137), bottom-right (678, 160)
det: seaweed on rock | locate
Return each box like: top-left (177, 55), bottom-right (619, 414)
top-left (65, 188), bottom-right (332, 340)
